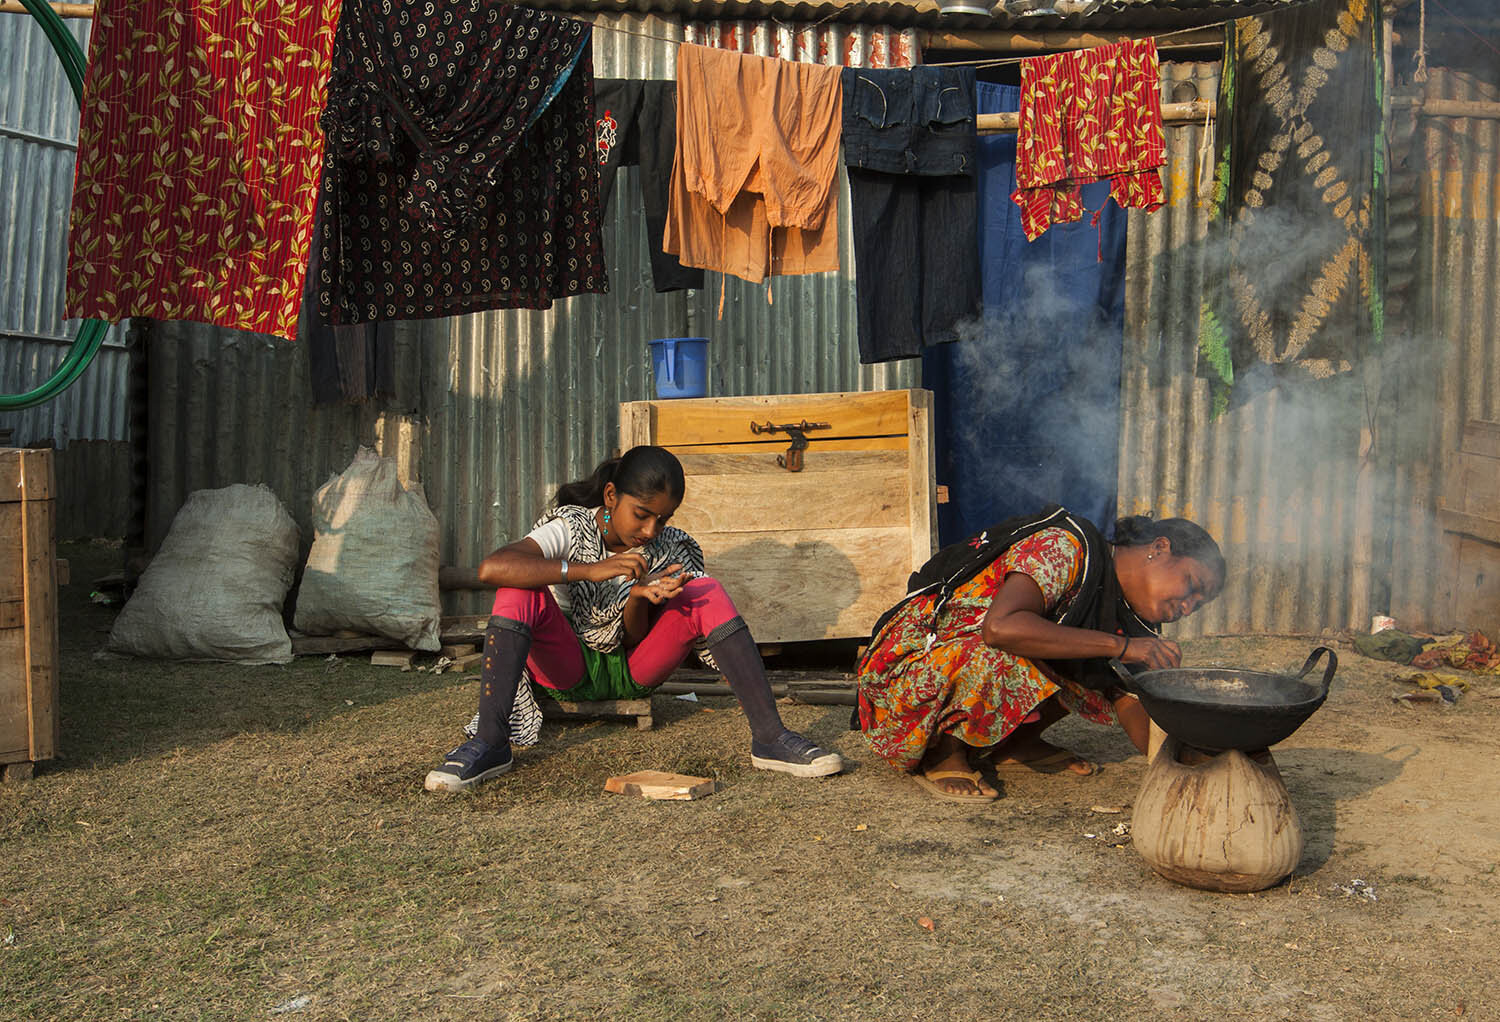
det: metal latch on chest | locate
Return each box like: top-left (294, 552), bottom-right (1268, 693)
top-left (749, 419), bottom-right (832, 472)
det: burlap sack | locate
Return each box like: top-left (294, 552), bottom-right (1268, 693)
top-left (107, 483), bottom-right (299, 663)
top-left (293, 448), bottom-right (441, 651)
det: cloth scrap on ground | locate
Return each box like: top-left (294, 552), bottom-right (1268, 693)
top-left (664, 43), bottom-right (843, 285)
top-left (316, 0), bottom-right (607, 324)
top-left (1010, 37), bottom-right (1165, 243)
top-left (66, 1), bottom-right (341, 340)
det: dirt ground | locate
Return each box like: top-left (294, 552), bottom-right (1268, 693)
top-left (2, 542), bottom-right (1498, 1020)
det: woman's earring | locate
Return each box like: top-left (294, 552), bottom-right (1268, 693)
top-left (1147, 553), bottom-right (1155, 560)
top-left (603, 509), bottom-right (612, 526)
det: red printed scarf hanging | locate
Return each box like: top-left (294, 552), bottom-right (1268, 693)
top-left (65, 0), bottom-right (341, 340)
top-left (1010, 38), bottom-right (1166, 242)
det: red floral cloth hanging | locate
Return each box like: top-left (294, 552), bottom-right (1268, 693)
top-left (65, 1), bottom-right (342, 340)
top-left (1010, 38), bottom-right (1166, 242)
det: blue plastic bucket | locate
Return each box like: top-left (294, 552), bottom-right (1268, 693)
top-left (649, 337), bottom-right (709, 399)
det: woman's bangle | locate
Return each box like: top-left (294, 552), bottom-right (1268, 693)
top-left (1116, 634), bottom-right (1129, 659)
top-left (559, 558), bottom-right (569, 581)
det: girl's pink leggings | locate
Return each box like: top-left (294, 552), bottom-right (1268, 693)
top-left (490, 577), bottom-right (740, 690)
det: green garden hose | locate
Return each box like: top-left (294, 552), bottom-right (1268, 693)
top-left (0, 0), bottom-right (110, 412)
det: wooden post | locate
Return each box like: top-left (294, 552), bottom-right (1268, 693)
top-left (1, 448), bottom-right (60, 772)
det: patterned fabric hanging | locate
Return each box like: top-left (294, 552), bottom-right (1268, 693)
top-left (1197, 0), bottom-right (1386, 411)
top-left (315, 0), bottom-right (608, 324)
top-left (65, 1), bottom-right (341, 340)
top-left (1010, 38), bottom-right (1167, 242)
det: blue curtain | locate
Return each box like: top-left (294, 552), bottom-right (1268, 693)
top-left (922, 80), bottom-right (1127, 545)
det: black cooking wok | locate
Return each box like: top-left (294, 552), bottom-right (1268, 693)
top-left (1108, 647), bottom-right (1337, 752)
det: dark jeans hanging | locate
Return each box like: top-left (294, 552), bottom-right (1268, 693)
top-left (842, 66), bottom-right (981, 365)
top-left (593, 79), bottom-right (704, 293)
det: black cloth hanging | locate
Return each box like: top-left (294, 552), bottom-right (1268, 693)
top-left (593, 79), bottom-right (704, 293)
top-left (316, 0), bottom-right (608, 323)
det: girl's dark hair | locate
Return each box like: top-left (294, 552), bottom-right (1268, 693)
top-left (1112, 514), bottom-right (1227, 594)
top-left (553, 445), bottom-right (686, 509)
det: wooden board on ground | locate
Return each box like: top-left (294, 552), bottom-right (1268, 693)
top-left (445, 652), bottom-right (483, 673)
top-left (541, 697), bottom-right (654, 731)
top-left (620, 391), bottom-right (936, 645)
top-left (370, 650), bottom-right (416, 668)
top-left (604, 770), bottom-right (715, 800)
top-left (0, 448), bottom-right (59, 768)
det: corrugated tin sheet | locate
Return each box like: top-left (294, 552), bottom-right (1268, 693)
top-left (1118, 61), bottom-right (1373, 638)
top-left (535, 0), bottom-right (1309, 30)
top-left (142, 17), bottom-right (920, 613)
top-left (1385, 68), bottom-right (1500, 630)
top-left (0, 12), bottom-right (128, 448)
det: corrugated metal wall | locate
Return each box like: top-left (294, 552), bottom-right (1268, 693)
top-left (142, 16), bottom-right (921, 613)
top-left (1385, 67), bottom-right (1500, 630)
top-left (0, 12), bottom-right (128, 449)
top-left (1118, 60), bottom-right (1373, 638)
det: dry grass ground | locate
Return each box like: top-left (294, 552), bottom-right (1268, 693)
top-left (2, 542), bottom-right (1498, 1021)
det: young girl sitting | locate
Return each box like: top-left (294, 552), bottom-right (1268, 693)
top-left (425, 445), bottom-right (844, 791)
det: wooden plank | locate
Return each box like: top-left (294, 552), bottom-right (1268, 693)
top-left (370, 650), bottom-right (416, 668)
top-left (1461, 420), bottom-right (1500, 460)
top-left (290, 633), bottom-right (406, 656)
top-left (440, 615), bottom-right (492, 642)
top-left (0, 503), bottom-right (19, 603)
top-left (676, 450), bottom-right (906, 476)
top-left (0, 601), bottom-right (20, 630)
top-left (670, 465), bottom-right (910, 535)
top-left (644, 391), bottom-right (913, 446)
top-left (662, 436), bottom-right (908, 457)
top-left (1439, 508), bottom-right (1500, 547)
top-left (445, 652), bottom-right (484, 673)
top-left (541, 698), bottom-right (654, 730)
top-left (1452, 536), bottom-right (1500, 634)
top-left (20, 454), bottom-right (57, 762)
top-left (1453, 451), bottom-right (1500, 516)
top-left (0, 448), bottom-right (54, 502)
top-left (0, 628), bottom-right (29, 762)
top-left (1, 761), bottom-right (35, 784)
top-left (906, 388), bottom-right (936, 571)
top-left (695, 527), bottom-right (911, 643)
top-left (604, 770), bottom-right (715, 800)
top-left (54, 559), bottom-right (68, 586)
top-left (439, 642), bottom-right (478, 658)
top-left (619, 401), bottom-right (654, 452)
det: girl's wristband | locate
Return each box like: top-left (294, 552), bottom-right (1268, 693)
top-left (1116, 634), bottom-right (1129, 659)
top-left (560, 558), bottom-right (570, 582)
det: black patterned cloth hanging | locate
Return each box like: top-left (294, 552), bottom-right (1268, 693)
top-left (1197, 0), bottom-right (1385, 411)
top-left (315, 0), bottom-right (608, 324)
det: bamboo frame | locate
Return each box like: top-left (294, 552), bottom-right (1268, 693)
top-left (0, 1), bottom-right (94, 16)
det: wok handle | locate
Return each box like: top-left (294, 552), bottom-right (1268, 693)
top-left (1296, 646), bottom-right (1338, 695)
top-left (1107, 658), bottom-right (1140, 693)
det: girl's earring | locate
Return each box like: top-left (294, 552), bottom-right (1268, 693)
top-left (603, 509), bottom-right (612, 526)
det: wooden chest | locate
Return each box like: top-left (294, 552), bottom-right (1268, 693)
top-left (620, 390), bottom-right (936, 644)
top-left (1438, 420), bottom-right (1500, 633)
top-left (1, 448), bottom-right (60, 771)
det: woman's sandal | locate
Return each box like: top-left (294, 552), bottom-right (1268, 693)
top-left (912, 769), bottom-right (1000, 804)
top-left (991, 749), bottom-right (1098, 776)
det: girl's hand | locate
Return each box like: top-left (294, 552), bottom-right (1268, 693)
top-left (1121, 635), bottom-right (1182, 670)
top-left (630, 564), bottom-right (685, 606)
top-left (580, 550), bottom-right (650, 584)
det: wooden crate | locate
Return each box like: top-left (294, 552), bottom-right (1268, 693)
top-left (1, 448), bottom-right (60, 772)
top-left (1438, 420), bottom-right (1500, 633)
top-left (620, 390), bottom-right (936, 644)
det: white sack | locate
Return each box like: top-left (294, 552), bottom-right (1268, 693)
top-left (108, 483), bottom-right (299, 663)
top-left (293, 448), bottom-right (442, 651)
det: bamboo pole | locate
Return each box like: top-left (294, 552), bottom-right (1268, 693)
top-left (924, 26), bottom-right (1223, 53)
top-left (977, 98), bottom-right (1215, 134)
top-left (0, 1), bottom-right (95, 16)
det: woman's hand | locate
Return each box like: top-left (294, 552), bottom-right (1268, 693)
top-left (579, 550), bottom-right (650, 584)
top-left (629, 564), bottom-right (686, 606)
top-left (1120, 635), bottom-right (1182, 670)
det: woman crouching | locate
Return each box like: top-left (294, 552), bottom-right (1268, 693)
top-left (856, 506), bottom-right (1224, 802)
top-left (426, 445), bottom-right (843, 791)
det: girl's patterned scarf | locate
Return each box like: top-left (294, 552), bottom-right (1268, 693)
top-left (537, 503), bottom-right (706, 654)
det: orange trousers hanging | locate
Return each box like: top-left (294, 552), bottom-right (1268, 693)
top-left (664, 43), bottom-right (843, 284)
